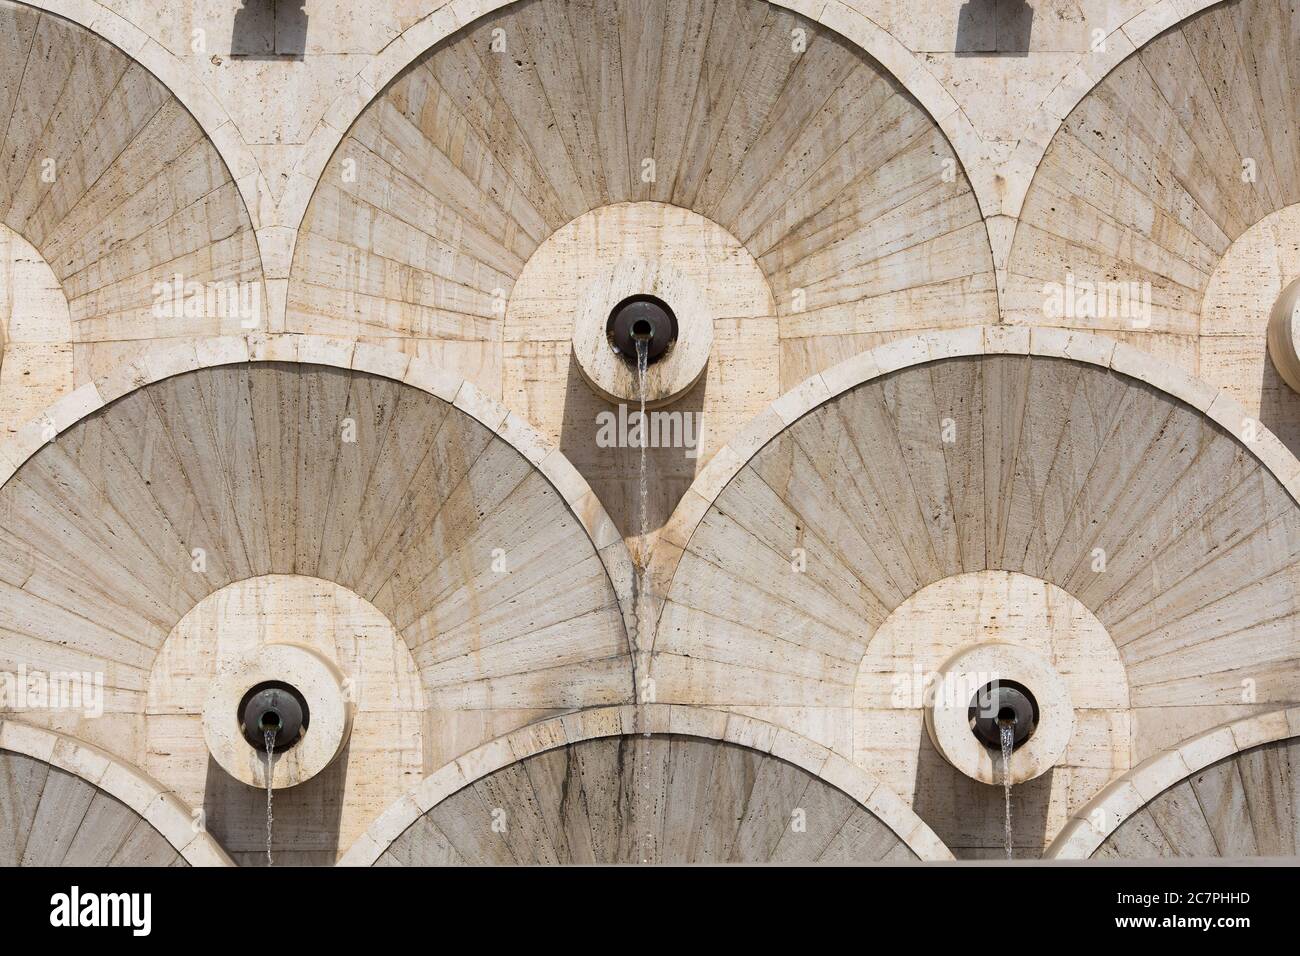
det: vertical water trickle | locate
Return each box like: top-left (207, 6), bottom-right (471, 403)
top-left (634, 337), bottom-right (651, 864)
top-left (636, 338), bottom-right (649, 602)
top-left (999, 721), bottom-right (1014, 860)
top-left (264, 729), bottom-right (275, 867)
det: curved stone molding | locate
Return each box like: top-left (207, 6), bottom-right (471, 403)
top-left (338, 703), bottom-right (953, 865)
top-left (1199, 204), bottom-right (1300, 456)
top-left (149, 573), bottom-right (426, 861)
top-left (504, 201), bottom-right (778, 547)
top-left (0, 333), bottom-right (637, 646)
top-left (285, 0), bottom-right (995, 402)
top-left (856, 570), bottom-right (1129, 852)
top-left (1045, 707), bottom-right (1300, 859)
top-left (0, 719), bottom-right (232, 865)
top-left (1006, 0), bottom-right (1300, 368)
top-left (203, 642), bottom-right (353, 790)
top-left (0, 336), bottom-right (642, 861)
top-left (0, 1), bottom-right (267, 385)
top-left (521, 202), bottom-right (766, 411)
top-left (925, 642), bottom-right (1074, 787)
top-left (16, 0), bottom-right (267, 232)
top-left (648, 325), bottom-right (1300, 628)
top-left (0, 224), bottom-right (73, 435)
top-left (283, 0), bottom-right (984, 240)
top-left (646, 325), bottom-right (1300, 855)
top-left (1268, 277), bottom-right (1300, 395)
top-left (998, 0), bottom-right (1226, 221)
top-left (571, 258), bottom-right (715, 408)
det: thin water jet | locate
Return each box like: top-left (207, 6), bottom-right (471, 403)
top-left (263, 728), bottom-right (275, 867)
top-left (999, 719), bottom-right (1014, 860)
top-left (969, 681), bottom-right (1040, 861)
top-left (236, 681), bottom-right (309, 867)
top-left (635, 335), bottom-right (652, 864)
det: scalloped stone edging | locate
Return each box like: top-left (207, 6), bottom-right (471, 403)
top-left (1043, 706), bottom-right (1300, 859)
top-left (285, 0), bottom-right (982, 241)
top-left (645, 325), bottom-right (1300, 653)
top-left (0, 333), bottom-right (639, 653)
top-left (336, 703), bottom-right (954, 865)
top-left (0, 719), bottom-right (233, 866)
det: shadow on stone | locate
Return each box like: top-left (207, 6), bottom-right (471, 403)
top-left (231, 0), bottom-right (308, 60)
top-left (956, 0), bottom-right (1033, 57)
top-left (911, 732), bottom-right (1054, 858)
top-left (201, 740), bottom-right (349, 866)
top-left (1257, 351), bottom-right (1300, 459)
top-left (557, 358), bottom-right (708, 557)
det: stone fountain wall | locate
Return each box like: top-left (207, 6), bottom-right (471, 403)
top-left (1, 0), bottom-right (1299, 864)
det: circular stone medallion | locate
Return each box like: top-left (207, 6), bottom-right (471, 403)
top-left (572, 258), bottom-right (713, 406)
top-left (924, 642), bottom-right (1073, 786)
top-left (203, 643), bottom-right (352, 789)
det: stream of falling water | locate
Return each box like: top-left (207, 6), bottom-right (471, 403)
top-left (999, 721), bottom-right (1014, 860)
top-left (264, 729), bottom-right (275, 867)
top-left (636, 340), bottom-right (649, 616)
top-left (635, 338), bottom-right (651, 864)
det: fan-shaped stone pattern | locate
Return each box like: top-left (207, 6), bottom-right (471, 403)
top-left (0, 363), bottom-right (630, 760)
top-left (0, 750), bottom-right (183, 866)
top-left (288, 0), bottom-right (994, 390)
top-left (653, 355), bottom-right (1300, 759)
top-left (375, 734), bottom-right (914, 864)
top-left (0, 2), bottom-right (262, 376)
top-left (1007, 0), bottom-right (1300, 365)
top-left (1097, 738), bottom-right (1300, 858)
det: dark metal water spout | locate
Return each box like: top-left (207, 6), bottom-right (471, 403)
top-left (239, 681), bottom-right (309, 752)
top-left (607, 294), bottom-right (677, 366)
top-left (970, 680), bottom-right (1038, 750)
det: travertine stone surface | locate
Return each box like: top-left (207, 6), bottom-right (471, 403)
top-left (506, 202), bottom-right (776, 550)
top-left (5, 0), bottom-right (1300, 866)
top-left (1008, 0), bottom-right (1300, 404)
top-left (0, 720), bottom-right (231, 866)
top-left (924, 640), bottom-right (1075, 785)
top-left (1267, 277), bottom-right (1300, 395)
top-left (202, 642), bottom-right (352, 790)
top-left (0, 1), bottom-right (264, 387)
top-left (0, 225), bottom-right (73, 437)
top-left (287, 0), bottom-right (994, 407)
top-left (342, 703), bottom-right (953, 863)
top-left (563, 226), bottom-right (722, 409)
top-left (150, 575), bottom-right (425, 864)
top-left (0, 748), bottom-right (184, 866)
top-left (1046, 709), bottom-right (1300, 859)
top-left (0, 358), bottom-right (631, 863)
top-left (1096, 737), bottom-right (1300, 859)
top-left (376, 734), bottom-right (916, 864)
top-left (1201, 205), bottom-right (1300, 458)
top-left (858, 572), bottom-right (1128, 855)
top-left (6, 0), bottom-right (1283, 424)
top-left (652, 346), bottom-right (1300, 855)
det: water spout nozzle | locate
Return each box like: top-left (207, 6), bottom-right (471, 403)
top-left (970, 680), bottom-right (1038, 751)
top-left (239, 681), bottom-right (309, 753)
top-left (607, 294), bottom-right (677, 366)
